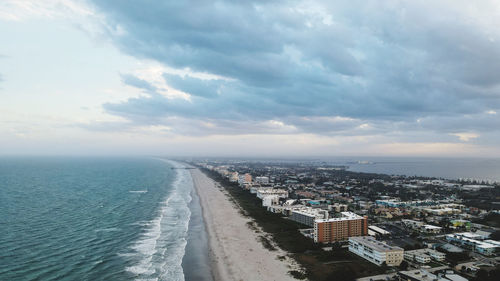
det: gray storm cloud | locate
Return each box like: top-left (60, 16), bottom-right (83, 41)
top-left (89, 0), bottom-right (500, 139)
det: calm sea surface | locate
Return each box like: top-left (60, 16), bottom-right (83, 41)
top-left (331, 157), bottom-right (500, 182)
top-left (0, 157), bottom-right (211, 281)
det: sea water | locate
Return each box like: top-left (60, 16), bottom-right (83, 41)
top-left (335, 157), bottom-right (500, 182)
top-left (0, 157), bottom-right (211, 281)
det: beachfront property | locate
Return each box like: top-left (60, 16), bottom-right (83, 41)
top-left (238, 173), bottom-right (252, 185)
top-left (314, 211), bottom-right (368, 243)
top-left (348, 236), bottom-right (404, 266)
top-left (255, 188), bottom-right (289, 207)
top-left (256, 188), bottom-right (288, 199)
top-left (261, 195), bottom-right (280, 207)
top-left (404, 249), bottom-right (446, 264)
top-left (290, 207), bottom-right (329, 227)
top-left (255, 176), bottom-right (269, 184)
top-left (229, 172), bottom-right (239, 182)
top-left (446, 233), bottom-right (499, 255)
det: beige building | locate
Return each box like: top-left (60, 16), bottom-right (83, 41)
top-left (349, 236), bottom-right (404, 266)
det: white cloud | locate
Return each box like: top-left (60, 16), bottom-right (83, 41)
top-left (451, 132), bottom-right (479, 142)
top-left (0, 0), bottom-right (93, 21)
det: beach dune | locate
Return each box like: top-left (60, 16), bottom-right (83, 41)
top-left (190, 168), bottom-right (296, 281)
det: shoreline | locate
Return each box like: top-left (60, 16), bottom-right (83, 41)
top-left (190, 168), bottom-right (297, 281)
top-left (181, 186), bottom-right (214, 281)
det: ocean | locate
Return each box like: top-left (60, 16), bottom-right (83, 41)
top-left (331, 157), bottom-right (500, 183)
top-left (0, 157), bottom-right (212, 281)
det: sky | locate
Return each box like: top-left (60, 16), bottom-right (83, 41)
top-left (1, 0), bottom-right (500, 157)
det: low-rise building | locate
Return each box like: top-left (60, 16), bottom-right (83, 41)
top-left (398, 270), bottom-right (468, 281)
top-left (348, 236), bottom-right (404, 266)
top-left (256, 189), bottom-right (288, 199)
top-left (450, 219), bottom-right (471, 229)
top-left (422, 224), bottom-right (442, 234)
top-left (404, 249), bottom-right (446, 264)
top-left (402, 219), bottom-right (424, 229)
top-left (446, 233), bottom-right (499, 256)
top-left (369, 225), bottom-right (390, 236)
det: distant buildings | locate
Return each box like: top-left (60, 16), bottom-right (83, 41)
top-left (328, 203), bottom-right (348, 212)
top-left (200, 159), bottom-right (498, 278)
top-left (402, 219), bottom-right (442, 234)
top-left (446, 233), bottom-right (499, 256)
top-left (349, 236), bottom-right (404, 266)
top-left (255, 176), bottom-right (269, 184)
top-left (450, 219), bottom-right (471, 230)
top-left (244, 173), bottom-right (252, 183)
top-left (314, 212), bottom-right (368, 243)
top-left (375, 199), bottom-right (438, 208)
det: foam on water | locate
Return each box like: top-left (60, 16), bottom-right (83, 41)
top-left (125, 160), bottom-right (193, 281)
top-left (0, 157), bottom-right (180, 281)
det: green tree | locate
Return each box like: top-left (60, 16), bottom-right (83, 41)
top-left (399, 260), bottom-right (409, 270)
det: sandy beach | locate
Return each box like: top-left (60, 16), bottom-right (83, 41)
top-left (190, 168), bottom-right (298, 281)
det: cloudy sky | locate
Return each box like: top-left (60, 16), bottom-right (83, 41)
top-left (1, 0), bottom-right (500, 157)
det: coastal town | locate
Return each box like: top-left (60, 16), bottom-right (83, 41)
top-left (191, 159), bottom-right (500, 281)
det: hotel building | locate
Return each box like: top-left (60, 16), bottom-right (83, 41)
top-left (313, 212), bottom-right (368, 243)
top-left (349, 236), bottom-right (404, 266)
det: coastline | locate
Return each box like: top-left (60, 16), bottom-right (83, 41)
top-left (181, 187), bottom-right (214, 281)
top-left (190, 168), bottom-right (297, 281)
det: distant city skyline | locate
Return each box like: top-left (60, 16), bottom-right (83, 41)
top-left (1, 0), bottom-right (500, 156)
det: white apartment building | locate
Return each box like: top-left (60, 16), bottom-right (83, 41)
top-left (404, 249), bottom-right (446, 264)
top-left (290, 207), bottom-right (329, 227)
top-left (349, 236), bottom-right (404, 266)
top-left (446, 233), bottom-right (499, 256)
top-left (256, 189), bottom-right (288, 199)
top-left (261, 195), bottom-right (280, 207)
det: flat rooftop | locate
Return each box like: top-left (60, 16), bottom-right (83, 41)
top-left (315, 211), bottom-right (363, 223)
top-left (349, 236), bottom-right (403, 252)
